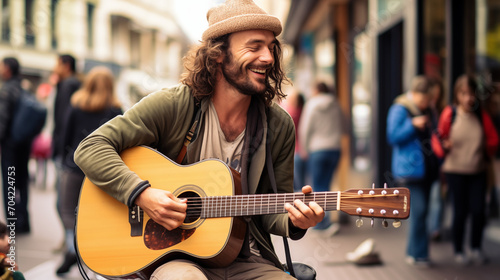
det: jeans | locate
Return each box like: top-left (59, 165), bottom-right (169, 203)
top-left (293, 154), bottom-right (307, 192)
top-left (445, 172), bottom-right (487, 254)
top-left (427, 180), bottom-right (444, 235)
top-left (405, 182), bottom-right (431, 259)
top-left (308, 150), bottom-right (340, 230)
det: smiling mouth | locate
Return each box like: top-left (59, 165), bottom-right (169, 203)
top-left (249, 68), bottom-right (266, 75)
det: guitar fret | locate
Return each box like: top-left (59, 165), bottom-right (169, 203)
top-left (260, 196), bottom-right (262, 215)
top-left (323, 193), bottom-right (327, 211)
top-left (267, 195), bottom-right (270, 214)
top-left (237, 196), bottom-right (240, 217)
top-left (274, 195), bottom-right (278, 213)
top-left (254, 195), bottom-right (256, 216)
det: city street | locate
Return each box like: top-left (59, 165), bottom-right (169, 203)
top-left (7, 162), bottom-right (500, 280)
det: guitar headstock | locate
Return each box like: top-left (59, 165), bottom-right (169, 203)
top-left (339, 187), bottom-right (410, 226)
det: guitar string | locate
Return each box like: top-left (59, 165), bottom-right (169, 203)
top-left (181, 194), bottom-right (395, 208)
top-left (181, 194), bottom-right (396, 208)
top-left (181, 193), bottom-right (401, 218)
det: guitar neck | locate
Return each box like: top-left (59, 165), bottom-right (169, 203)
top-left (187, 192), bottom-right (340, 219)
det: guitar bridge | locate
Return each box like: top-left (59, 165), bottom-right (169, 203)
top-left (129, 205), bottom-right (144, 237)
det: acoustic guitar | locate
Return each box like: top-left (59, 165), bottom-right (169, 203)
top-left (76, 146), bottom-right (410, 280)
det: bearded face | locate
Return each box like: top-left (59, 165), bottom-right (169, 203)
top-left (221, 49), bottom-right (270, 96)
top-left (219, 30), bottom-right (276, 97)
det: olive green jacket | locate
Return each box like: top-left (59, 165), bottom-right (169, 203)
top-left (74, 84), bottom-right (306, 268)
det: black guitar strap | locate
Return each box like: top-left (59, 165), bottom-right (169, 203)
top-left (264, 120), bottom-right (296, 278)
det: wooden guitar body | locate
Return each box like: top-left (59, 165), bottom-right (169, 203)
top-left (76, 146), bottom-right (245, 279)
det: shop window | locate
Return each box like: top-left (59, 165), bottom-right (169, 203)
top-left (25, 0), bottom-right (35, 46)
top-left (351, 33), bottom-right (372, 171)
top-left (477, 0), bottom-right (500, 81)
top-left (423, 0), bottom-right (446, 81)
top-left (2, 0), bottom-right (10, 42)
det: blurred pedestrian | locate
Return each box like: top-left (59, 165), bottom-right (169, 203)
top-left (52, 54), bottom-right (81, 165)
top-left (483, 84), bottom-right (500, 219)
top-left (56, 66), bottom-right (122, 275)
top-left (427, 78), bottom-right (446, 242)
top-left (433, 74), bottom-right (499, 265)
top-left (298, 82), bottom-right (343, 236)
top-left (51, 54), bottom-right (81, 253)
top-left (0, 57), bottom-right (32, 234)
top-left (285, 91), bottom-right (306, 192)
top-left (387, 76), bottom-right (437, 267)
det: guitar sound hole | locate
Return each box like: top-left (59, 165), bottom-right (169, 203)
top-left (179, 191), bottom-right (201, 223)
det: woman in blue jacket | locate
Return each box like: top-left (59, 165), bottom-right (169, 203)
top-left (386, 76), bottom-right (437, 267)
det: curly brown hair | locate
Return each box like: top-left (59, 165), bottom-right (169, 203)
top-left (181, 34), bottom-right (289, 106)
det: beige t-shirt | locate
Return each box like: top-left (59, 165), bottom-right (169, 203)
top-left (199, 101), bottom-right (261, 256)
top-left (200, 101), bottom-right (245, 171)
top-left (442, 108), bottom-right (485, 174)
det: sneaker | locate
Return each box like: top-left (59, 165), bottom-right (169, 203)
top-left (405, 256), bottom-right (431, 268)
top-left (470, 250), bottom-right (487, 265)
top-left (346, 238), bottom-right (374, 262)
top-left (454, 253), bottom-right (469, 266)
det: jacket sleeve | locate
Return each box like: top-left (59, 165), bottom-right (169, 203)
top-left (74, 89), bottom-right (184, 206)
top-left (482, 110), bottom-right (499, 158)
top-left (386, 105), bottom-right (417, 146)
top-left (261, 106), bottom-right (306, 240)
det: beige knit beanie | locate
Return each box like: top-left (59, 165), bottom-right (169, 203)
top-left (202, 0), bottom-right (282, 41)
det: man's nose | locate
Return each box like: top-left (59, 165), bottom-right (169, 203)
top-left (259, 48), bottom-right (274, 64)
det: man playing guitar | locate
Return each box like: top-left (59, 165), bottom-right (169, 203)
top-left (74, 0), bottom-right (325, 279)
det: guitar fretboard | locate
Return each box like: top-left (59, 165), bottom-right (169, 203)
top-left (185, 192), bottom-right (340, 219)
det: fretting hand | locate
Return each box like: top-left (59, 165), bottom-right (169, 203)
top-left (284, 185), bottom-right (325, 229)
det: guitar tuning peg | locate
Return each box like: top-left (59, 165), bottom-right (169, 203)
top-left (382, 219), bottom-right (388, 228)
top-left (371, 218), bottom-right (374, 227)
top-left (356, 218), bottom-right (363, 227)
top-left (392, 220), bottom-right (401, 228)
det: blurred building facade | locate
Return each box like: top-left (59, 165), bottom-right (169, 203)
top-left (0, 0), bottom-right (190, 109)
top-left (284, 0), bottom-right (500, 189)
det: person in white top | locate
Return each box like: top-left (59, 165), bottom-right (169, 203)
top-left (298, 82), bottom-right (344, 234)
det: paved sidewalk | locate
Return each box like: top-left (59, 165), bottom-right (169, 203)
top-left (10, 179), bottom-right (500, 279)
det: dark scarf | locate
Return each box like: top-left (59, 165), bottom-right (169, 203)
top-left (238, 97), bottom-right (264, 258)
top-left (240, 97), bottom-right (264, 195)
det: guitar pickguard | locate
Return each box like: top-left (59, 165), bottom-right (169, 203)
top-left (144, 219), bottom-right (196, 250)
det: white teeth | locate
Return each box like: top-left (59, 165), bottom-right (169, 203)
top-left (250, 68), bottom-right (266, 74)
